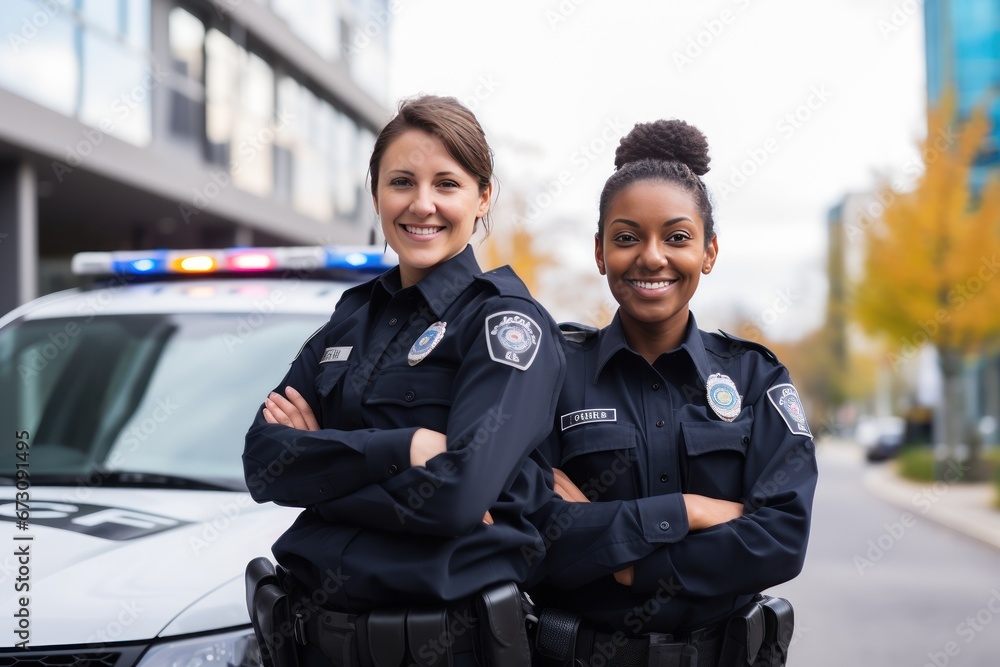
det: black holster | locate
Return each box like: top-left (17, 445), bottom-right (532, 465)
top-left (475, 582), bottom-right (533, 667)
top-left (245, 557), bottom-right (301, 667)
top-left (719, 595), bottom-right (795, 667)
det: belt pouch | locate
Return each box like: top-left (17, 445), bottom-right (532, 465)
top-left (647, 635), bottom-right (698, 667)
top-left (476, 582), bottom-right (532, 667)
top-left (534, 608), bottom-right (580, 665)
top-left (407, 608), bottom-right (452, 667)
top-left (754, 596), bottom-right (794, 667)
top-left (245, 558), bottom-right (279, 667)
top-left (366, 610), bottom-right (407, 667)
top-left (254, 583), bottom-right (300, 667)
top-left (719, 599), bottom-right (765, 667)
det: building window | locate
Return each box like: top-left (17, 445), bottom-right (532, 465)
top-left (205, 28), bottom-right (274, 197)
top-left (0, 0), bottom-right (153, 145)
top-left (166, 6), bottom-right (205, 143)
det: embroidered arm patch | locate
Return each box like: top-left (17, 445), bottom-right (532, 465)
top-left (485, 311), bottom-right (541, 370)
top-left (766, 383), bottom-right (812, 436)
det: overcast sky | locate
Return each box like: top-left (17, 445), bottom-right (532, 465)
top-left (384, 0), bottom-right (927, 340)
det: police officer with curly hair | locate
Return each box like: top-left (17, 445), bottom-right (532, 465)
top-left (529, 119), bottom-right (818, 667)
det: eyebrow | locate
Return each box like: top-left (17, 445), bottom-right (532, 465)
top-left (610, 217), bottom-right (693, 227)
top-left (386, 169), bottom-right (461, 178)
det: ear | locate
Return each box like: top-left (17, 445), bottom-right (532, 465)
top-left (477, 182), bottom-right (493, 218)
top-left (595, 233), bottom-right (606, 276)
top-left (702, 236), bottom-right (719, 274)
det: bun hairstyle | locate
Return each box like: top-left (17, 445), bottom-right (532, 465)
top-left (598, 119), bottom-right (716, 246)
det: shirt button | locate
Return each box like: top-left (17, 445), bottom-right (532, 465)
top-left (742, 436), bottom-right (750, 445)
top-left (656, 420), bottom-right (665, 427)
top-left (404, 391), bottom-right (415, 401)
top-left (319, 486), bottom-right (327, 494)
top-left (652, 383), bottom-right (660, 390)
top-left (659, 521), bottom-right (670, 531)
top-left (388, 464), bottom-right (398, 474)
top-left (388, 317), bottom-right (398, 326)
top-left (660, 473), bottom-right (669, 483)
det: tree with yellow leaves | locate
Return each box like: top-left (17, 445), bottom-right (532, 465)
top-left (853, 95), bottom-right (1000, 480)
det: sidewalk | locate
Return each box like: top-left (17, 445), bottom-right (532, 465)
top-left (857, 445), bottom-right (1000, 552)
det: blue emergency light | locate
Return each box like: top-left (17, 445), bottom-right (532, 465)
top-left (71, 246), bottom-right (396, 277)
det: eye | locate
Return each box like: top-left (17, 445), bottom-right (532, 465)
top-left (613, 232), bottom-right (639, 244)
top-left (666, 231), bottom-right (692, 243)
top-left (388, 177), bottom-right (411, 187)
top-left (438, 180), bottom-right (460, 188)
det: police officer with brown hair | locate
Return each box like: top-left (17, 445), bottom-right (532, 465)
top-left (243, 95), bottom-right (567, 667)
top-left (528, 119), bottom-right (818, 667)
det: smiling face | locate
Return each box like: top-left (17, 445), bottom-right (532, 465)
top-left (373, 129), bottom-right (491, 287)
top-left (596, 179), bottom-right (718, 352)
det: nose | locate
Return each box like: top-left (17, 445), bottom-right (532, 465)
top-left (409, 185), bottom-right (435, 218)
top-left (636, 239), bottom-right (666, 271)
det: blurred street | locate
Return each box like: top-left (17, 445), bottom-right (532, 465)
top-left (770, 441), bottom-right (1000, 666)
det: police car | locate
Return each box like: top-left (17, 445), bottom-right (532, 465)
top-left (0, 246), bottom-right (393, 661)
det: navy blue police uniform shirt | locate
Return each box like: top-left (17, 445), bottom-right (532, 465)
top-left (243, 245), bottom-right (567, 609)
top-left (531, 312), bottom-right (818, 634)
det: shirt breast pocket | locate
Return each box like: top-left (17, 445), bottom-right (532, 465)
top-left (680, 412), bottom-right (752, 501)
top-left (559, 422), bottom-right (639, 502)
top-left (366, 366), bottom-right (454, 432)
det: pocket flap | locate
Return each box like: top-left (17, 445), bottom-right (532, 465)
top-left (561, 422), bottom-right (636, 466)
top-left (315, 362), bottom-right (350, 397)
top-left (681, 420), bottom-right (751, 457)
top-left (367, 366), bottom-right (453, 407)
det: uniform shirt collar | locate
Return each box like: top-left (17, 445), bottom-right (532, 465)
top-left (594, 311), bottom-right (713, 386)
top-left (372, 245), bottom-right (480, 319)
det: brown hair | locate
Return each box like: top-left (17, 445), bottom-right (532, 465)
top-left (369, 95), bottom-right (495, 233)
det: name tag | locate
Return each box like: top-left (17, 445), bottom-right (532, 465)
top-left (560, 409), bottom-right (617, 431)
top-left (320, 346), bottom-right (352, 363)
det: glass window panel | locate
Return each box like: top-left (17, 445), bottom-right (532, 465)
top-left (79, 0), bottom-right (119, 35)
top-left (169, 7), bottom-right (204, 82)
top-left (79, 31), bottom-right (151, 146)
top-left (205, 28), bottom-right (238, 150)
top-left (0, 0), bottom-right (79, 116)
top-left (124, 0), bottom-right (150, 50)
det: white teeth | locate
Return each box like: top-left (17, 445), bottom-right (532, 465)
top-left (404, 225), bottom-right (441, 236)
top-left (631, 279), bottom-right (673, 289)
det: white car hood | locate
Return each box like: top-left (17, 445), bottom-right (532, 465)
top-left (0, 486), bottom-right (300, 646)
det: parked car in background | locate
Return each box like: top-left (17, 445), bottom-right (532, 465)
top-left (855, 415), bottom-right (907, 462)
top-left (0, 246), bottom-right (392, 660)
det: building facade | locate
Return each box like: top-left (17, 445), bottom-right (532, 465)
top-left (0, 0), bottom-right (391, 313)
top-left (924, 0), bottom-right (1000, 192)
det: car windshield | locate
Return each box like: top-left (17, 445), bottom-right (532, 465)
top-left (0, 312), bottom-right (326, 488)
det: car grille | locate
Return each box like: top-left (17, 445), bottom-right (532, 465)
top-left (0, 646), bottom-right (147, 667)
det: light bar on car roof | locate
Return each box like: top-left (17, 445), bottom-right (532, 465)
top-left (71, 246), bottom-right (395, 276)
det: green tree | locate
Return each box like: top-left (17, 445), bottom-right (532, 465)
top-left (853, 96), bottom-right (1000, 480)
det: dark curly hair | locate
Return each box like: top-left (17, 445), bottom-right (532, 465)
top-left (597, 119), bottom-right (715, 247)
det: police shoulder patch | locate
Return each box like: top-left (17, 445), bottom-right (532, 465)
top-left (766, 383), bottom-right (812, 437)
top-left (485, 310), bottom-right (541, 370)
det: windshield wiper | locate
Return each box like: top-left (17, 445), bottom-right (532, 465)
top-left (4, 471), bottom-right (244, 492)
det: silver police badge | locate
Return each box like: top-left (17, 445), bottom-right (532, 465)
top-left (408, 321), bottom-right (446, 366)
top-left (706, 373), bottom-right (741, 422)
